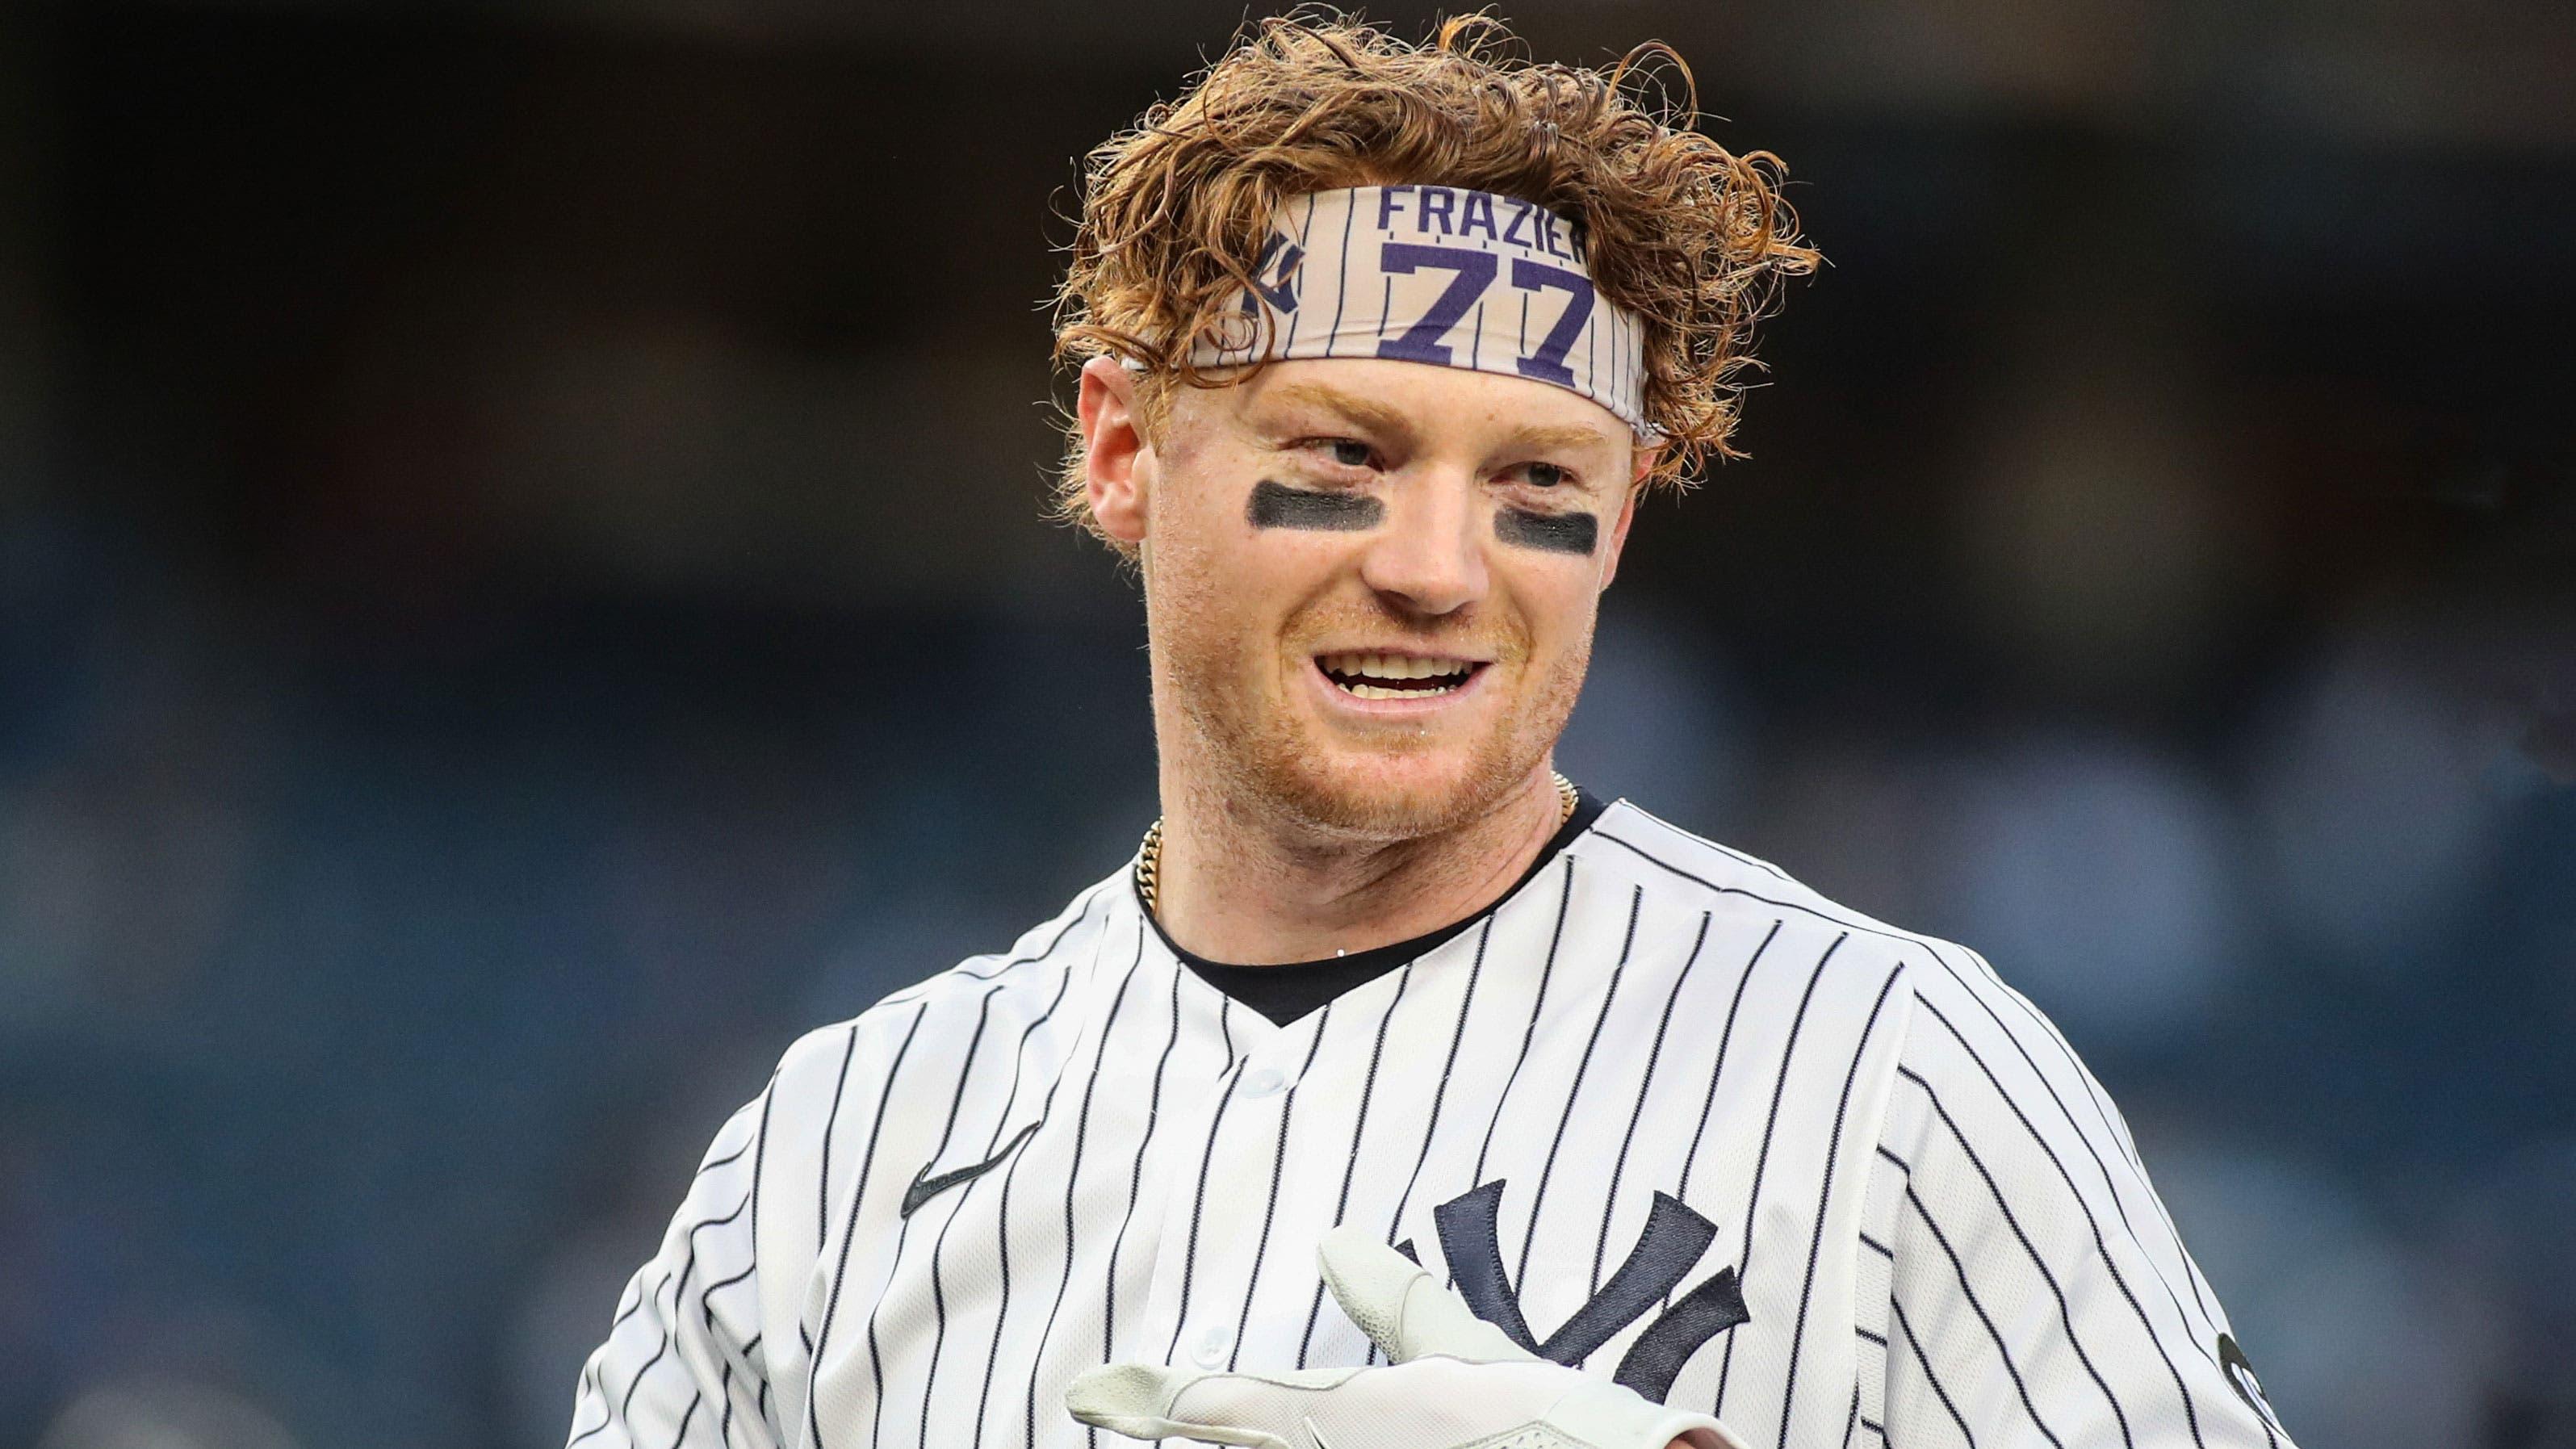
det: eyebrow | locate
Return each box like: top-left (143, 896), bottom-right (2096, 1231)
top-left (1505, 423), bottom-right (1622, 455)
top-left (1263, 380), bottom-right (1419, 445)
top-left (1262, 381), bottom-right (1621, 455)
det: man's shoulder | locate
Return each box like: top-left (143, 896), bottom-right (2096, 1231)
top-left (1584, 799), bottom-right (1962, 965)
top-left (1582, 798), bottom-right (2059, 1040)
top-left (767, 871), bottom-right (1127, 1106)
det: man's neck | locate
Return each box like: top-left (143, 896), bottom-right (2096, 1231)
top-left (1149, 765), bottom-right (1571, 967)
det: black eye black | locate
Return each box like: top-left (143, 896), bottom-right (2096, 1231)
top-left (1330, 439), bottom-right (1373, 468)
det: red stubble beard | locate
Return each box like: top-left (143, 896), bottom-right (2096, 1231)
top-left (1151, 584), bottom-right (1593, 844)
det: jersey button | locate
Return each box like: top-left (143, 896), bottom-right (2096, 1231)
top-left (1238, 1066), bottom-right (1286, 1099)
top-left (1191, 1325), bottom-right (1229, 1370)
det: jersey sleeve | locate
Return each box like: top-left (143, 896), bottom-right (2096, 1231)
top-left (1864, 952), bottom-right (2294, 1449)
top-left (566, 1079), bottom-right (785, 1449)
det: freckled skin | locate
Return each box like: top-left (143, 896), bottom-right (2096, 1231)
top-left (1248, 480), bottom-right (1387, 531)
top-left (1081, 357), bottom-right (1648, 869)
top-left (1493, 507), bottom-right (1598, 555)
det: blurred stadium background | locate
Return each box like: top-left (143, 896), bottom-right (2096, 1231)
top-left (0, 1), bottom-right (2570, 1447)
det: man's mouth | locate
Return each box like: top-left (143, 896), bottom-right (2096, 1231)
top-left (1315, 652), bottom-right (1485, 700)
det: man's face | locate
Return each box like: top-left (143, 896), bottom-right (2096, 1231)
top-left (1091, 357), bottom-right (1644, 840)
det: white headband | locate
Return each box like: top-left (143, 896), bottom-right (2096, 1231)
top-left (1183, 185), bottom-right (1657, 441)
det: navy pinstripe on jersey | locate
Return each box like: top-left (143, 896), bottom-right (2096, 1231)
top-left (568, 802), bottom-right (2293, 1449)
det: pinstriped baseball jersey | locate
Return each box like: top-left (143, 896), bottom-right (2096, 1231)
top-left (568, 798), bottom-right (2293, 1449)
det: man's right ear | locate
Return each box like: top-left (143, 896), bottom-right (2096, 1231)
top-left (1079, 356), bottom-right (1150, 547)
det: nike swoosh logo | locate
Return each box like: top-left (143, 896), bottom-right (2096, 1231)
top-left (900, 1120), bottom-right (1041, 1217)
top-left (1304, 1417), bottom-right (1335, 1449)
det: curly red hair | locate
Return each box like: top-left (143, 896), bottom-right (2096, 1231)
top-left (1049, 10), bottom-right (1818, 545)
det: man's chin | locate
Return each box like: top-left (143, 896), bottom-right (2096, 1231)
top-left (1264, 749), bottom-right (1523, 842)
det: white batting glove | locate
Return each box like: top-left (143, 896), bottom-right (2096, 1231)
top-left (1066, 1226), bottom-right (1748, 1449)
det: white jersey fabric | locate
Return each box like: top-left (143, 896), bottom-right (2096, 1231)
top-left (568, 799), bottom-right (2293, 1449)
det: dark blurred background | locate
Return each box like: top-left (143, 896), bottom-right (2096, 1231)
top-left (0, 1), bottom-right (2570, 1447)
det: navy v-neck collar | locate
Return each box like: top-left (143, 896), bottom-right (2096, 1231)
top-left (1140, 789), bottom-right (1609, 1027)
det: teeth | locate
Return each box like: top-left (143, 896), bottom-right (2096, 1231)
top-left (1344, 681), bottom-right (1460, 699)
top-left (1322, 652), bottom-right (1472, 682)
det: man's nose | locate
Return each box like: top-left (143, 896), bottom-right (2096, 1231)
top-left (1357, 472), bottom-right (1488, 618)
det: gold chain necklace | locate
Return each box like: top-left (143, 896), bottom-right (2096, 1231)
top-left (1135, 773), bottom-right (1577, 918)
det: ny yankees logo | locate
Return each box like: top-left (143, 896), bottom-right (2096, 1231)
top-left (1411, 1181), bottom-right (1749, 1404)
top-left (2217, 1334), bottom-right (2285, 1437)
top-left (1239, 228), bottom-right (1305, 316)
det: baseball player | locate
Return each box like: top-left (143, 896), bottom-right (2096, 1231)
top-left (568, 15), bottom-right (2295, 1449)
